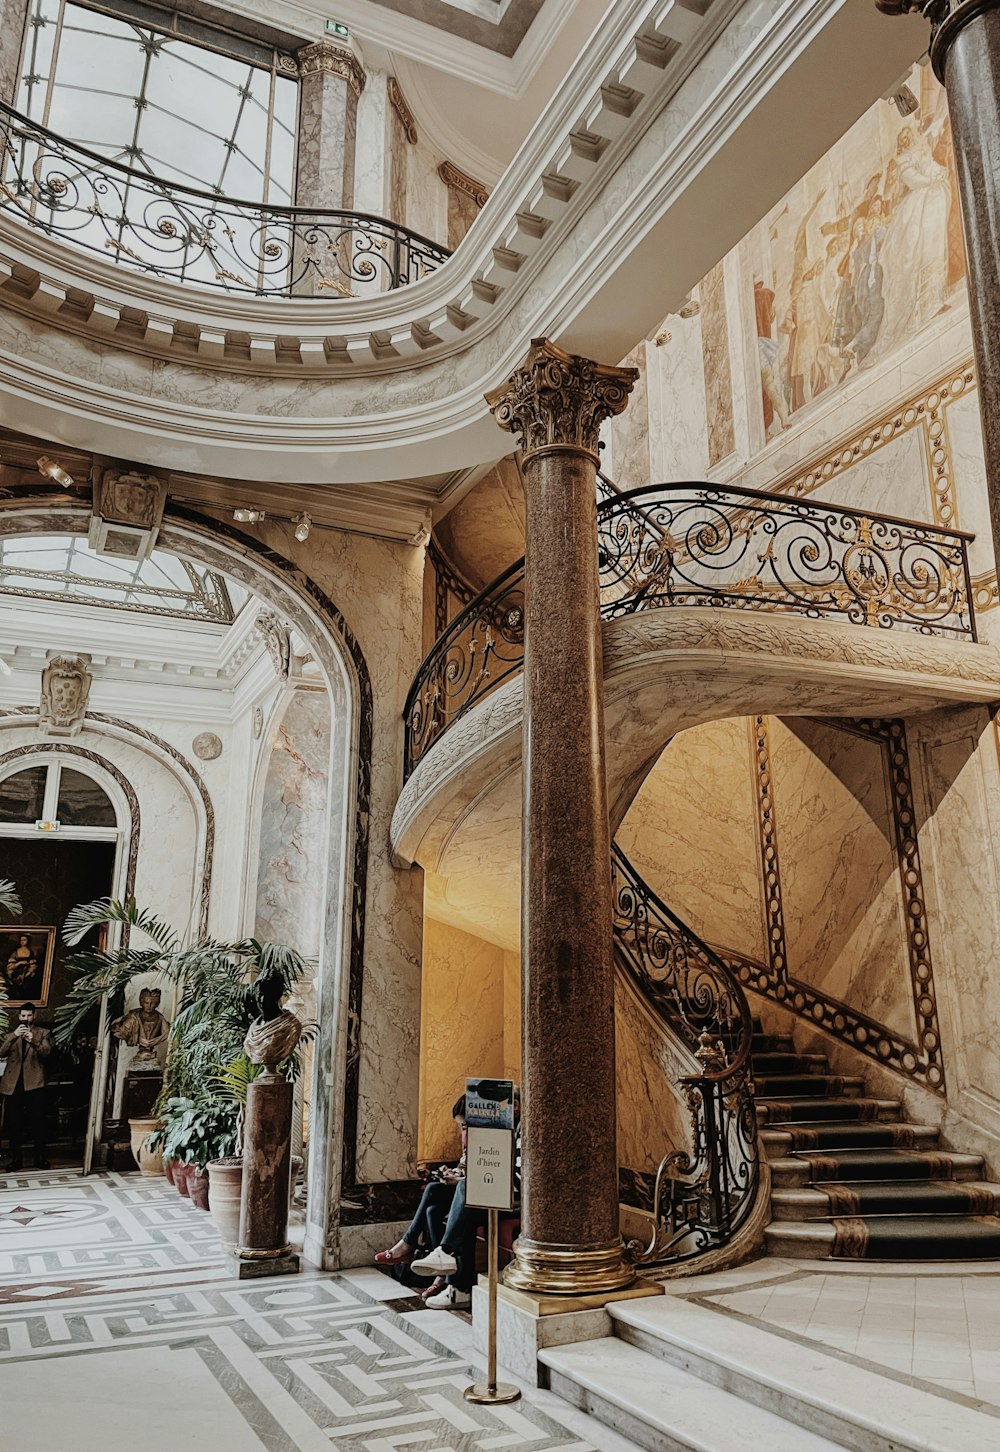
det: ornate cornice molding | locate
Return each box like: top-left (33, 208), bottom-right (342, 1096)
top-left (874, 0), bottom-right (1000, 80)
top-left (387, 76), bottom-right (418, 144)
top-left (297, 41), bottom-right (367, 99)
top-left (438, 159), bottom-right (489, 209)
top-left (485, 337), bottom-right (638, 461)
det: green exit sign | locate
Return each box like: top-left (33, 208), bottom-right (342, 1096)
top-left (325, 20), bottom-right (349, 37)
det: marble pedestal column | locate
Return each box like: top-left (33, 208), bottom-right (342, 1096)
top-left (235, 1072), bottom-right (299, 1278)
top-left (485, 339), bottom-right (638, 1295)
top-left (877, 0), bottom-right (1000, 577)
top-left (294, 41), bottom-right (366, 297)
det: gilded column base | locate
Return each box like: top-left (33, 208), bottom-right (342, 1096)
top-left (504, 1236), bottom-right (636, 1295)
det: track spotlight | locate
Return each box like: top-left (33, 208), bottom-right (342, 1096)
top-left (37, 455), bottom-right (74, 488)
top-left (233, 508), bottom-right (265, 523)
top-left (293, 512), bottom-right (312, 543)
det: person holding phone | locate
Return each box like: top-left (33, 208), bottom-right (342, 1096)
top-left (1, 1003), bottom-right (52, 1171)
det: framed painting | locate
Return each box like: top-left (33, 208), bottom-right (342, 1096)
top-left (0, 926), bottom-right (55, 1007)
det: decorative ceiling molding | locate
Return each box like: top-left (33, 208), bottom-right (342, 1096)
top-left (438, 159), bottom-right (490, 208)
top-left (387, 76), bottom-right (418, 143)
top-left (0, 0), bottom-right (927, 490)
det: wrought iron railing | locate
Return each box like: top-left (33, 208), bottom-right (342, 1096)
top-left (611, 844), bottom-right (759, 1265)
top-left (404, 480), bottom-right (975, 776)
top-left (0, 102), bottom-right (450, 298)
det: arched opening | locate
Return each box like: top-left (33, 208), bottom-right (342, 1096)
top-left (0, 502), bottom-right (371, 1265)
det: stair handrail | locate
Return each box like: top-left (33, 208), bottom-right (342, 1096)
top-left (0, 99), bottom-right (451, 297)
top-left (404, 479), bottom-right (976, 777)
top-left (611, 843), bottom-right (760, 1265)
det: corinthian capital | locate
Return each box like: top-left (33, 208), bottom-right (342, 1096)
top-left (485, 338), bottom-right (638, 460)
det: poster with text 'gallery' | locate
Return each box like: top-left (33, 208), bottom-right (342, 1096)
top-left (465, 1077), bottom-right (515, 1210)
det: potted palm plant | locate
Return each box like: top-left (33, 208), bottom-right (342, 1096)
top-left (55, 899), bottom-right (314, 1229)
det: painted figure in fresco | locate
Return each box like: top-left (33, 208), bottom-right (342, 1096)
top-left (754, 281), bottom-right (789, 438)
top-left (877, 125), bottom-right (952, 354)
top-left (3, 934), bottom-right (44, 1000)
top-left (845, 205), bottom-right (887, 367)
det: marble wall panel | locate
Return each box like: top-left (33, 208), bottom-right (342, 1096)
top-left (417, 914), bottom-right (505, 1163)
top-left (644, 302), bottom-right (710, 482)
top-left (700, 263), bottom-right (736, 468)
top-left (0, 0), bottom-right (28, 105)
top-left (803, 424), bottom-right (929, 522)
top-left (446, 184), bottom-right (481, 251)
top-left (502, 947), bottom-right (521, 1086)
top-left (913, 708), bottom-right (1000, 1152)
top-left (389, 107), bottom-right (408, 229)
top-left (768, 717), bottom-right (916, 1043)
top-left (615, 716), bottom-right (766, 962)
top-left (354, 71), bottom-right (390, 218)
top-left (606, 343), bottom-right (650, 493)
top-left (615, 976), bottom-right (692, 1176)
top-left (947, 388), bottom-right (997, 582)
top-left (405, 137), bottom-right (448, 249)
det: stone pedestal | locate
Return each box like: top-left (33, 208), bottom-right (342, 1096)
top-left (472, 1279), bottom-right (663, 1386)
top-left (236, 1072), bottom-right (299, 1279)
top-left (486, 339), bottom-right (638, 1296)
top-left (876, 0), bottom-right (1000, 576)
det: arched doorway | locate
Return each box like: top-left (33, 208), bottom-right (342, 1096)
top-left (0, 500), bottom-right (372, 1265)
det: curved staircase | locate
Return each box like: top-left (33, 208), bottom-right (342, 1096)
top-left (756, 1024), bottom-right (1000, 1259)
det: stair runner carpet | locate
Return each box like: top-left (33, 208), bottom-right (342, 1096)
top-left (755, 1026), bottom-right (1000, 1259)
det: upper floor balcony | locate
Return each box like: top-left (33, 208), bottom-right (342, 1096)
top-left (0, 0), bottom-right (930, 497)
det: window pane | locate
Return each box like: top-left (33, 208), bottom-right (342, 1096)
top-left (0, 767), bottom-right (47, 823)
top-left (56, 769), bottom-right (116, 827)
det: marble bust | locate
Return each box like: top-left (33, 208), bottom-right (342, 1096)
top-left (111, 987), bottom-right (170, 1071)
top-left (243, 973), bottom-right (302, 1072)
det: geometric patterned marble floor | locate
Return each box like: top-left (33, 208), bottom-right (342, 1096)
top-left (679, 1256), bottom-right (1000, 1418)
top-left (0, 1169), bottom-right (640, 1452)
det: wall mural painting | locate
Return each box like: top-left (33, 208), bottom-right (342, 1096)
top-left (753, 65), bottom-right (965, 440)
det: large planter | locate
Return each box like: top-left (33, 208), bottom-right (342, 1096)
top-left (207, 1157), bottom-right (243, 1248)
top-left (173, 1161), bottom-right (192, 1197)
top-left (128, 1116), bottom-right (163, 1176)
top-left (188, 1165), bottom-right (210, 1211)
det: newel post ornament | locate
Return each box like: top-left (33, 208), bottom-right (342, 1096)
top-left (485, 340), bottom-right (638, 1296)
top-left (876, 0), bottom-right (1000, 582)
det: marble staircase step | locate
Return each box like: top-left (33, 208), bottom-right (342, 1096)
top-left (757, 1096), bottom-right (902, 1125)
top-left (768, 1148), bottom-right (986, 1187)
top-left (539, 1336), bottom-right (849, 1452)
top-left (770, 1179), bottom-right (1000, 1220)
top-left (764, 1213), bottom-right (1000, 1259)
top-left (751, 1033), bottom-right (795, 1053)
top-left (761, 1121), bottom-right (939, 1155)
top-left (604, 1294), bottom-right (1000, 1451)
top-left (754, 1073), bottom-right (866, 1098)
top-left (752, 1051), bottom-right (830, 1075)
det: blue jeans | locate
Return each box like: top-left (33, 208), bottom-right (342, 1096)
top-left (440, 1177), bottom-right (487, 1292)
top-left (403, 1180), bottom-right (455, 1251)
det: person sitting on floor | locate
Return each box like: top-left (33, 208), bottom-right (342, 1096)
top-left (410, 1086), bottom-right (521, 1309)
top-left (374, 1093), bottom-right (466, 1300)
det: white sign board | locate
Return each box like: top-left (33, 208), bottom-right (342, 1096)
top-left (465, 1126), bottom-right (515, 1210)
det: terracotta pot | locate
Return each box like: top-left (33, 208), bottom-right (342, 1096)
top-left (163, 1157), bottom-right (179, 1186)
top-left (128, 1116), bottom-right (164, 1176)
top-left (188, 1165), bottom-right (210, 1211)
top-left (207, 1157), bottom-right (243, 1248)
top-left (174, 1161), bottom-right (192, 1197)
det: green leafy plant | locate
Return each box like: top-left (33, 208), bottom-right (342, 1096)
top-left (56, 900), bottom-right (315, 1168)
top-left (149, 1095), bottom-right (239, 1169)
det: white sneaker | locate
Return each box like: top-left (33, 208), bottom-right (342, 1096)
top-left (425, 1284), bottom-right (471, 1309)
top-left (410, 1246), bottom-right (458, 1277)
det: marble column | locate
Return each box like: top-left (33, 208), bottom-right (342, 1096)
top-left (485, 339), bottom-right (638, 1295)
top-left (295, 41), bottom-right (366, 211)
top-left (236, 1073), bottom-right (299, 1278)
top-left (877, 1), bottom-right (1000, 577)
top-left (0, 0), bottom-right (30, 107)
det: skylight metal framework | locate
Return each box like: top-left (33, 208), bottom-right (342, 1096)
top-left (17, 0), bottom-right (298, 205)
top-left (0, 535), bottom-right (242, 622)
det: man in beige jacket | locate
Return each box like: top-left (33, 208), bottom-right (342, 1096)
top-left (1, 1004), bottom-right (52, 1171)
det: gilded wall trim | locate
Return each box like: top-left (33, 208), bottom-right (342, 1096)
top-left (765, 359), bottom-right (995, 612)
top-left (388, 77), bottom-right (417, 144)
top-left (438, 159), bottom-right (490, 209)
top-left (726, 714), bottom-right (946, 1092)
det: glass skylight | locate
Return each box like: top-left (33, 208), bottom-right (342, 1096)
top-left (18, 0), bottom-right (298, 205)
top-left (0, 535), bottom-right (247, 622)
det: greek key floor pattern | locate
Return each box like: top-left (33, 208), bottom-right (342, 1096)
top-left (0, 1169), bottom-right (637, 1452)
